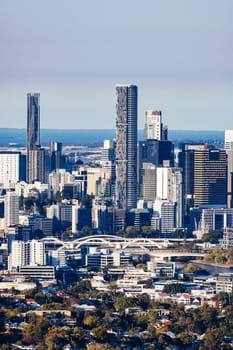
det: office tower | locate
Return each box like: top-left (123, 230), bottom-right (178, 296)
top-left (0, 151), bottom-right (22, 187)
top-left (50, 141), bottom-right (62, 171)
top-left (179, 145), bottom-right (227, 222)
top-left (91, 198), bottom-right (113, 232)
top-left (72, 168), bottom-right (88, 199)
top-left (72, 204), bottom-right (91, 233)
top-left (144, 110), bottom-right (162, 140)
top-left (59, 203), bottom-right (73, 231)
top-left (27, 102), bottom-right (44, 184)
top-left (27, 93), bottom-right (41, 183)
top-left (28, 146), bottom-right (45, 183)
top-left (115, 84), bottom-right (137, 210)
top-left (225, 130), bottom-right (233, 207)
top-left (156, 167), bottom-right (183, 228)
top-left (4, 191), bottom-right (19, 229)
top-left (137, 140), bottom-right (174, 195)
top-left (101, 140), bottom-right (116, 191)
top-left (27, 93), bottom-right (40, 152)
top-left (126, 208), bottom-right (151, 232)
top-left (86, 167), bottom-right (111, 196)
top-left (153, 199), bottom-right (176, 234)
top-left (49, 169), bottom-right (74, 195)
top-left (101, 140), bottom-right (115, 162)
top-left (142, 163), bottom-right (157, 201)
top-left (162, 125), bottom-right (168, 141)
top-left (138, 140), bottom-right (174, 172)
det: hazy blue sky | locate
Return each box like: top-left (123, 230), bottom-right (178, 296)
top-left (1, 0), bottom-right (233, 130)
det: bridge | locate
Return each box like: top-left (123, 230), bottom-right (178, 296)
top-left (150, 250), bottom-right (205, 260)
top-left (41, 234), bottom-right (195, 252)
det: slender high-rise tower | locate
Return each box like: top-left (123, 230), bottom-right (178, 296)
top-left (115, 84), bottom-right (137, 210)
top-left (50, 141), bottom-right (62, 171)
top-left (27, 93), bottom-right (42, 183)
top-left (27, 93), bottom-right (40, 153)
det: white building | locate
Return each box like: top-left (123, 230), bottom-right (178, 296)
top-left (0, 151), bottom-right (21, 188)
top-left (72, 203), bottom-right (80, 233)
top-left (4, 191), bottom-right (19, 230)
top-left (216, 273), bottom-right (233, 294)
top-left (10, 240), bottom-right (25, 270)
top-left (220, 227), bottom-right (233, 249)
top-left (144, 110), bottom-right (162, 141)
top-left (27, 239), bottom-right (45, 266)
top-left (9, 239), bottom-right (46, 271)
top-left (153, 199), bottom-right (176, 234)
top-left (156, 167), bottom-right (183, 228)
top-left (49, 169), bottom-right (74, 195)
top-left (15, 181), bottom-right (49, 199)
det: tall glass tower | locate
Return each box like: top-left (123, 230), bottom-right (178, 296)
top-left (27, 93), bottom-right (41, 183)
top-left (115, 85), bottom-right (137, 210)
top-left (50, 141), bottom-right (62, 171)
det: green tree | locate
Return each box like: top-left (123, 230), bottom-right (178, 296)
top-left (177, 331), bottom-right (194, 347)
top-left (202, 230), bottom-right (223, 244)
top-left (83, 315), bottom-right (100, 328)
top-left (81, 226), bottom-right (92, 236)
top-left (0, 345), bottom-right (11, 350)
top-left (204, 327), bottom-right (225, 350)
top-left (91, 324), bottom-right (110, 343)
top-left (125, 226), bottom-right (137, 238)
top-left (141, 226), bottom-right (153, 237)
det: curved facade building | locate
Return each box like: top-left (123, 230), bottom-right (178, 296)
top-left (27, 93), bottom-right (40, 182)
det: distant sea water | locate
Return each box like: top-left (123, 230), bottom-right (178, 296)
top-left (0, 128), bottom-right (224, 147)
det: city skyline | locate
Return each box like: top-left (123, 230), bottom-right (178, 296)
top-left (1, 1), bottom-right (233, 130)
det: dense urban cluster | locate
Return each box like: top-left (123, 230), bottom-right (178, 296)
top-left (0, 87), bottom-right (233, 348)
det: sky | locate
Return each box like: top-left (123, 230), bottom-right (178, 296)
top-left (1, 0), bottom-right (233, 130)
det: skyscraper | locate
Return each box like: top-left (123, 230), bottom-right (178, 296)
top-left (50, 141), bottom-right (62, 172)
top-left (179, 144), bottom-right (227, 223)
top-left (27, 93), bottom-right (40, 183)
top-left (28, 146), bottom-right (45, 183)
top-left (115, 84), bottom-right (137, 210)
top-left (27, 93), bottom-right (40, 154)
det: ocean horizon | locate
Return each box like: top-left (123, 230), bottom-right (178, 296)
top-left (0, 128), bottom-right (224, 147)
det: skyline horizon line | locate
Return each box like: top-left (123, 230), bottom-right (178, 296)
top-left (0, 127), bottom-right (227, 132)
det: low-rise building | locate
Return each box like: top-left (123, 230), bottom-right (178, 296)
top-left (216, 273), bottom-right (233, 294)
